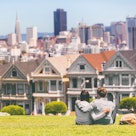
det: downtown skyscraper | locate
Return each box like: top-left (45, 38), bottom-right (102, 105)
top-left (15, 14), bottom-right (22, 43)
top-left (126, 17), bottom-right (136, 49)
top-left (54, 9), bottom-right (67, 36)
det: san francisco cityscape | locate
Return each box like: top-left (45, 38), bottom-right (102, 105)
top-left (0, 1), bottom-right (136, 135)
top-left (0, 0), bottom-right (136, 136)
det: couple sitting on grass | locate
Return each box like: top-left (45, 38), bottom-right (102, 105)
top-left (75, 87), bottom-right (116, 125)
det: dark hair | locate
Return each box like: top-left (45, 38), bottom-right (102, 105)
top-left (80, 90), bottom-right (90, 102)
top-left (97, 87), bottom-right (107, 97)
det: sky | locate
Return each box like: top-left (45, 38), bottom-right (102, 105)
top-left (0, 0), bottom-right (136, 35)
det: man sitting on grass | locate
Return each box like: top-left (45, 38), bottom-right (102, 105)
top-left (75, 87), bottom-right (116, 125)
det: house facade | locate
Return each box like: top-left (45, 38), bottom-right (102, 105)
top-left (103, 50), bottom-right (136, 110)
top-left (67, 50), bottom-right (116, 111)
top-left (31, 54), bottom-right (79, 115)
top-left (1, 50), bottom-right (136, 114)
top-left (0, 60), bottom-right (41, 114)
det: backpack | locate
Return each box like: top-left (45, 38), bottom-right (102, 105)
top-left (120, 113), bottom-right (136, 125)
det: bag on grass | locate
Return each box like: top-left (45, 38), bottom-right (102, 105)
top-left (120, 113), bottom-right (136, 125)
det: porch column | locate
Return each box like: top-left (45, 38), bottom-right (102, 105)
top-left (92, 77), bottom-right (94, 89)
top-left (113, 93), bottom-right (116, 105)
top-left (56, 80), bottom-right (58, 91)
top-left (68, 96), bottom-right (72, 111)
top-left (34, 98), bottom-right (37, 115)
top-left (48, 80), bottom-right (50, 91)
top-left (42, 101), bottom-right (45, 115)
top-left (129, 74), bottom-right (131, 86)
top-left (114, 92), bottom-right (120, 111)
top-left (57, 90), bottom-right (60, 101)
top-left (119, 74), bottom-right (122, 86)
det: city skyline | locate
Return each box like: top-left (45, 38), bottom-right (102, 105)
top-left (0, 0), bottom-right (136, 35)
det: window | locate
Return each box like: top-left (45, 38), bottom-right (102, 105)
top-left (12, 68), bottom-right (17, 77)
top-left (122, 74), bottom-right (129, 85)
top-left (25, 84), bottom-right (30, 94)
top-left (17, 84), bottom-right (24, 95)
top-left (44, 66), bottom-right (50, 74)
top-left (58, 81), bottom-right (62, 91)
top-left (50, 80), bottom-right (56, 91)
top-left (122, 93), bottom-right (129, 98)
top-left (38, 81), bottom-right (43, 92)
top-left (7, 84), bottom-right (12, 95)
top-left (94, 78), bottom-right (98, 88)
top-left (131, 75), bottom-right (135, 85)
top-left (115, 60), bottom-right (122, 68)
top-left (72, 78), bottom-right (77, 88)
top-left (80, 65), bottom-right (85, 70)
top-left (11, 84), bottom-right (16, 95)
top-left (109, 75), bottom-right (113, 85)
top-left (114, 75), bottom-right (119, 85)
top-left (45, 67), bottom-right (50, 72)
top-left (2, 84), bottom-right (6, 95)
top-left (85, 78), bottom-right (92, 88)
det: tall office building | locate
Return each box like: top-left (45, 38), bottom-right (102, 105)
top-left (78, 23), bottom-right (91, 44)
top-left (15, 14), bottom-right (22, 43)
top-left (126, 17), bottom-right (136, 49)
top-left (111, 21), bottom-right (126, 45)
top-left (54, 9), bottom-right (67, 36)
top-left (27, 26), bottom-right (37, 47)
top-left (7, 33), bottom-right (16, 45)
top-left (91, 24), bottom-right (104, 41)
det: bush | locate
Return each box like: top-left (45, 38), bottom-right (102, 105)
top-left (89, 98), bottom-right (94, 102)
top-left (1, 105), bottom-right (26, 115)
top-left (45, 101), bottom-right (67, 115)
top-left (120, 97), bottom-right (136, 110)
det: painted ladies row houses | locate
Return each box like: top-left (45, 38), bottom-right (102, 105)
top-left (0, 50), bottom-right (136, 115)
top-left (0, 54), bottom-right (79, 115)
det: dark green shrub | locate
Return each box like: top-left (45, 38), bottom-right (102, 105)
top-left (1, 105), bottom-right (26, 115)
top-left (120, 97), bottom-right (136, 110)
top-left (45, 101), bottom-right (67, 115)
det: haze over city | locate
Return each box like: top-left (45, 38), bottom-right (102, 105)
top-left (0, 0), bottom-right (136, 35)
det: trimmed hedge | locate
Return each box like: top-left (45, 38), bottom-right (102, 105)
top-left (120, 97), bottom-right (136, 110)
top-left (1, 105), bottom-right (26, 115)
top-left (45, 101), bottom-right (67, 115)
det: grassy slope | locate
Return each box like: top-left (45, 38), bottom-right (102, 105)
top-left (0, 115), bottom-right (136, 136)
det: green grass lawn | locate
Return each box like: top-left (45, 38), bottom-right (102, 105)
top-left (0, 114), bottom-right (136, 136)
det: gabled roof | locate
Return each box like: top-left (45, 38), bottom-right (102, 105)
top-left (119, 50), bottom-right (136, 69)
top-left (47, 54), bottom-right (79, 75)
top-left (0, 59), bottom-right (43, 78)
top-left (82, 50), bottom-right (116, 72)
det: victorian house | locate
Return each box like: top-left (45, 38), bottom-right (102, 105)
top-left (31, 54), bottom-right (79, 115)
top-left (0, 59), bottom-right (42, 114)
top-left (1, 50), bottom-right (136, 115)
top-left (67, 50), bottom-right (116, 111)
top-left (103, 50), bottom-right (136, 110)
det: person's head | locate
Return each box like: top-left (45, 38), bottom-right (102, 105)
top-left (97, 87), bottom-right (107, 98)
top-left (80, 90), bottom-right (90, 102)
